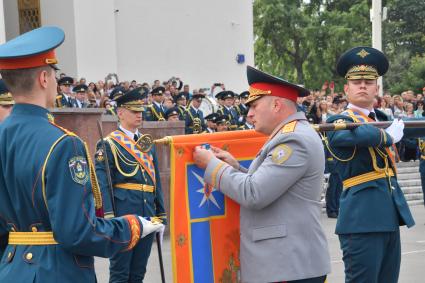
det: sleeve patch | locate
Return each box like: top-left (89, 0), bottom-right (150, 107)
top-left (68, 156), bottom-right (89, 185)
top-left (271, 144), bottom-right (292, 165)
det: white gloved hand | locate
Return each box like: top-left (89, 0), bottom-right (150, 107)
top-left (158, 225), bottom-right (166, 246)
top-left (138, 216), bottom-right (164, 238)
top-left (385, 118), bottom-right (405, 143)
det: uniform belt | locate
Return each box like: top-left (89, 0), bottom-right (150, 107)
top-left (8, 232), bottom-right (58, 245)
top-left (343, 169), bottom-right (394, 189)
top-left (115, 183), bottom-right (155, 192)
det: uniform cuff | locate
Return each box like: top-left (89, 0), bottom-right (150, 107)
top-left (204, 157), bottom-right (228, 189)
top-left (123, 215), bottom-right (141, 251)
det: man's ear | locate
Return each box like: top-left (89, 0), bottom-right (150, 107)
top-left (38, 69), bottom-right (49, 89)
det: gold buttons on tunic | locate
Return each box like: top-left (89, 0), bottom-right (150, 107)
top-left (31, 226), bottom-right (38, 232)
top-left (25, 253), bottom-right (33, 260)
top-left (7, 252), bottom-right (12, 259)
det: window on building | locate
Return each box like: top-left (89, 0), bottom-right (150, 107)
top-left (18, 0), bottom-right (41, 34)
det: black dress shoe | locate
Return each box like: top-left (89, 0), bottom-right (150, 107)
top-left (327, 212), bottom-right (338, 218)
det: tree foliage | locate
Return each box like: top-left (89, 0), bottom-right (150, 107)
top-left (254, 0), bottom-right (425, 93)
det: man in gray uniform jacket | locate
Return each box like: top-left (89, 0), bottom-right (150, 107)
top-left (193, 66), bottom-right (331, 283)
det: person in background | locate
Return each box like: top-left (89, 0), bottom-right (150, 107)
top-left (0, 79), bottom-right (14, 123)
top-left (95, 87), bottom-right (166, 283)
top-left (0, 26), bottom-right (162, 283)
top-left (326, 46), bottom-right (414, 283)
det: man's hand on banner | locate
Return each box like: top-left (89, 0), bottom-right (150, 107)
top-left (138, 216), bottom-right (164, 238)
top-left (193, 146), bottom-right (214, 169)
top-left (211, 146), bottom-right (240, 169)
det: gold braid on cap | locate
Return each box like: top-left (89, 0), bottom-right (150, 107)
top-left (247, 86), bottom-right (272, 102)
top-left (345, 65), bottom-right (379, 80)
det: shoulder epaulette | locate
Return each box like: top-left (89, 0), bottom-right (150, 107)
top-left (282, 121), bottom-right (297, 133)
top-left (49, 122), bottom-right (78, 137)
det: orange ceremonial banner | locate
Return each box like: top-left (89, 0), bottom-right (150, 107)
top-left (170, 130), bottom-right (267, 283)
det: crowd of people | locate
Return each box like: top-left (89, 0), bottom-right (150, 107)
top-left (2, 25), bottom-right (425, 283)
top-left (52, 71), bottom-right (425, 162)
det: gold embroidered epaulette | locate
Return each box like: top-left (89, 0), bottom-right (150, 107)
top-left (50, 122), bottom-right (78, 137)
top-left (282, 121), bottom-right (297, 133)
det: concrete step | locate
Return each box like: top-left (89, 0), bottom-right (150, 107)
top-left (401, 186), bottom-right (423, 194)
top-left (397, 167), bottom-right (420, 174)
top-left (405, 193), bottom-right (424, 201)
top-left (398, 179), bottom-right (422, 187)
top-left (408, 199), bottom-right (424, 206)
top-left (396, 161), bottom-right (419, 168)
top-left (397, 173), bottom-right (421, 180)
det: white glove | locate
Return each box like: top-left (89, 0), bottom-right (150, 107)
top-left (158, 225), bottom-right (166, 246)
top-left (138, 216), bottom-right (164, 238)
top-left (385, 119), bottom-right (404, 143)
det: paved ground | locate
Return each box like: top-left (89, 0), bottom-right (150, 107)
top-left (94, 205), bottom-right (425, 282)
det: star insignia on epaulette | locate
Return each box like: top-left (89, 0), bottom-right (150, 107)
top-left (357, 49), bottom-right (370, 58)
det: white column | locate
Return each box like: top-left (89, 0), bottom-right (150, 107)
top-left (371, 0), bottom-right (383, 96)
top-left (0, 0), bottom-right (6, 44)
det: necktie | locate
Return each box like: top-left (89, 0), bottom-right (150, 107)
top-left (368, 112), bottom-right (376, 121)
top-left (133, 134), bottom-right (138, 142)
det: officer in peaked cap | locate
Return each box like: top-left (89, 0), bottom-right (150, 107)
top-left (95, 86), bottom-right (166, 282)
top-left (174, 92), bottom-right (188, 120)
top-left (0, 79), bottom-right (14, 123)
top-left (73, 84), bottom-right (88, 108)
top-left (145, 86), bottom-right (166, 121)
top-left (203, 112), bottom-right (219, 133)
top-left (0, 26), bottom-right (162, 283)
top-left (215, 114), bottom-right (229, 132)
top-left (326, 46), bottom-right (416, 283)
top-left (216, 90), bottom-right (239, 130)
top-left (165, 106), bottom-right (180, 121)
top-left (186, 92), bottom-right (206, 134)
top-left (193, 66), bottom-right (330, 282)
top-left (56, 76), bottom-right (75, 107)
top-left (236, 90), bottom-right (249, 121)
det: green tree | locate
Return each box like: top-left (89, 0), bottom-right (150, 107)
top-left (254, 0), bottom-right (371, 90)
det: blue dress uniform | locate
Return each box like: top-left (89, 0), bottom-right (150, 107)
top-left (0, 79), bottom-right (13, 260)
top-left (236, 91), bottom-right (249, 125)
top-left (55, 76), bottom-right (75, 108)
top-left (174, 92), bottom-right (188, 120)
top-left (145, 87), bottom-right (166, 121)
top-left (185, 95), bottom-right (206, 134)
top-left (324, 148), bottom-right (342, 218)
top-left (0, 26), bottom-right (144, 283)
top-left (326, 47), bottom-right (415, 283)
top-left (95, 88), bottom-right (166, 282)
top-left (216, 91), bottom-right (239, 130)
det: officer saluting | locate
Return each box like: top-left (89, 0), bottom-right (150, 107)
top-left (95, 87), bottom-right (166, 282)
top-left (0, 26), bottom-right (162, 282)
top-left (326, 46), bottom-right (414, 283)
